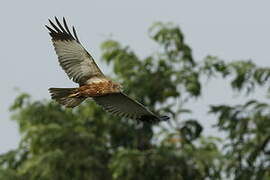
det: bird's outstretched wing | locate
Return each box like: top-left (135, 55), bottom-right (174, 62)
top-left (46, 17), bottom-right (105, 85)
top-left (93, 93), bottom-right (169, 123)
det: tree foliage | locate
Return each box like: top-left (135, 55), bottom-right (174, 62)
top-left (1, 22), bottom-right (270, 180)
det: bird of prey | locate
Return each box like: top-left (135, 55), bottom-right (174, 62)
top-left (46, 17), bottom-right (169, 123)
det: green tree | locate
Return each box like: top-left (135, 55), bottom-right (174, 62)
top-left (0, 22), bottom-right (270, 180)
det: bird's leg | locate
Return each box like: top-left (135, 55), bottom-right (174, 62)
top-left (68, 92), bottom-right (80, 98)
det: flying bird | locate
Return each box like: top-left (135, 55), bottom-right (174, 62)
top-left (46, 17), bottom-right (169, 123)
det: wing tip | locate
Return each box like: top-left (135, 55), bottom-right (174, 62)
top-left (159, 115), bottom-right (170, 121)
top-left (45, 16), bottom-right (80, 42)
top-left (139, 115), bottom-right (170, 123)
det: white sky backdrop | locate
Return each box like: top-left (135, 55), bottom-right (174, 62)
top-left (1, 0), bottom-right (270, 153)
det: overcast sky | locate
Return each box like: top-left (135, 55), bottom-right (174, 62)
top-left (1, 0), bottom-right (270, 153)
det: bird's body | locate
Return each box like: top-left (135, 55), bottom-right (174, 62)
top-left (78, 80), bottom-right (121, 97)
top-left (46, 17), bottom-right (169, 123)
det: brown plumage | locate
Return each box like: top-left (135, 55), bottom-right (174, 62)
top-left (46, 17), bottom-right (169, 123)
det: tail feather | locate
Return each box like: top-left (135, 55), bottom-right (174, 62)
top-left (49, 88), bottom-right (85, 108)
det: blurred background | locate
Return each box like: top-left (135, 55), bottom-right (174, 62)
top-left (1, 1), bottom-right (270, 179)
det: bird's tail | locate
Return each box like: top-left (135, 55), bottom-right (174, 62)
top-left (49, 88), bottom-right (86, 108)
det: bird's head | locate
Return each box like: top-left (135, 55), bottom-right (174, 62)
top-left (108, 80), bottom-right (122, 92)
top-left (112, 83), bottom-right (122, 91)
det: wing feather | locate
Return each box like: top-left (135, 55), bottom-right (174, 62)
top-left (93, 93), bottom-right (168, 123)
top-left (46, 17), bottom-right (104, 85)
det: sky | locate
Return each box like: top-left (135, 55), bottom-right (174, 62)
top-left (1, 0), bottom-right (270, 153)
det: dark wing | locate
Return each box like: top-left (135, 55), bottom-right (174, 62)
top-left (46, 17), bottom-right (105, 85)
top-left (93, 93), bottom-right (169, 123)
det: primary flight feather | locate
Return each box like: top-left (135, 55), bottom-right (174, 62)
top-left (46, 17), bottom-right (169, 123)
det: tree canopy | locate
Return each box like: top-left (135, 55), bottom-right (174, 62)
top-left (1, 22), bottom-right (270, 180)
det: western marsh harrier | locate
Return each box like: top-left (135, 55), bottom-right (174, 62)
top-left (46, 17), bottom-right (169, 123)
